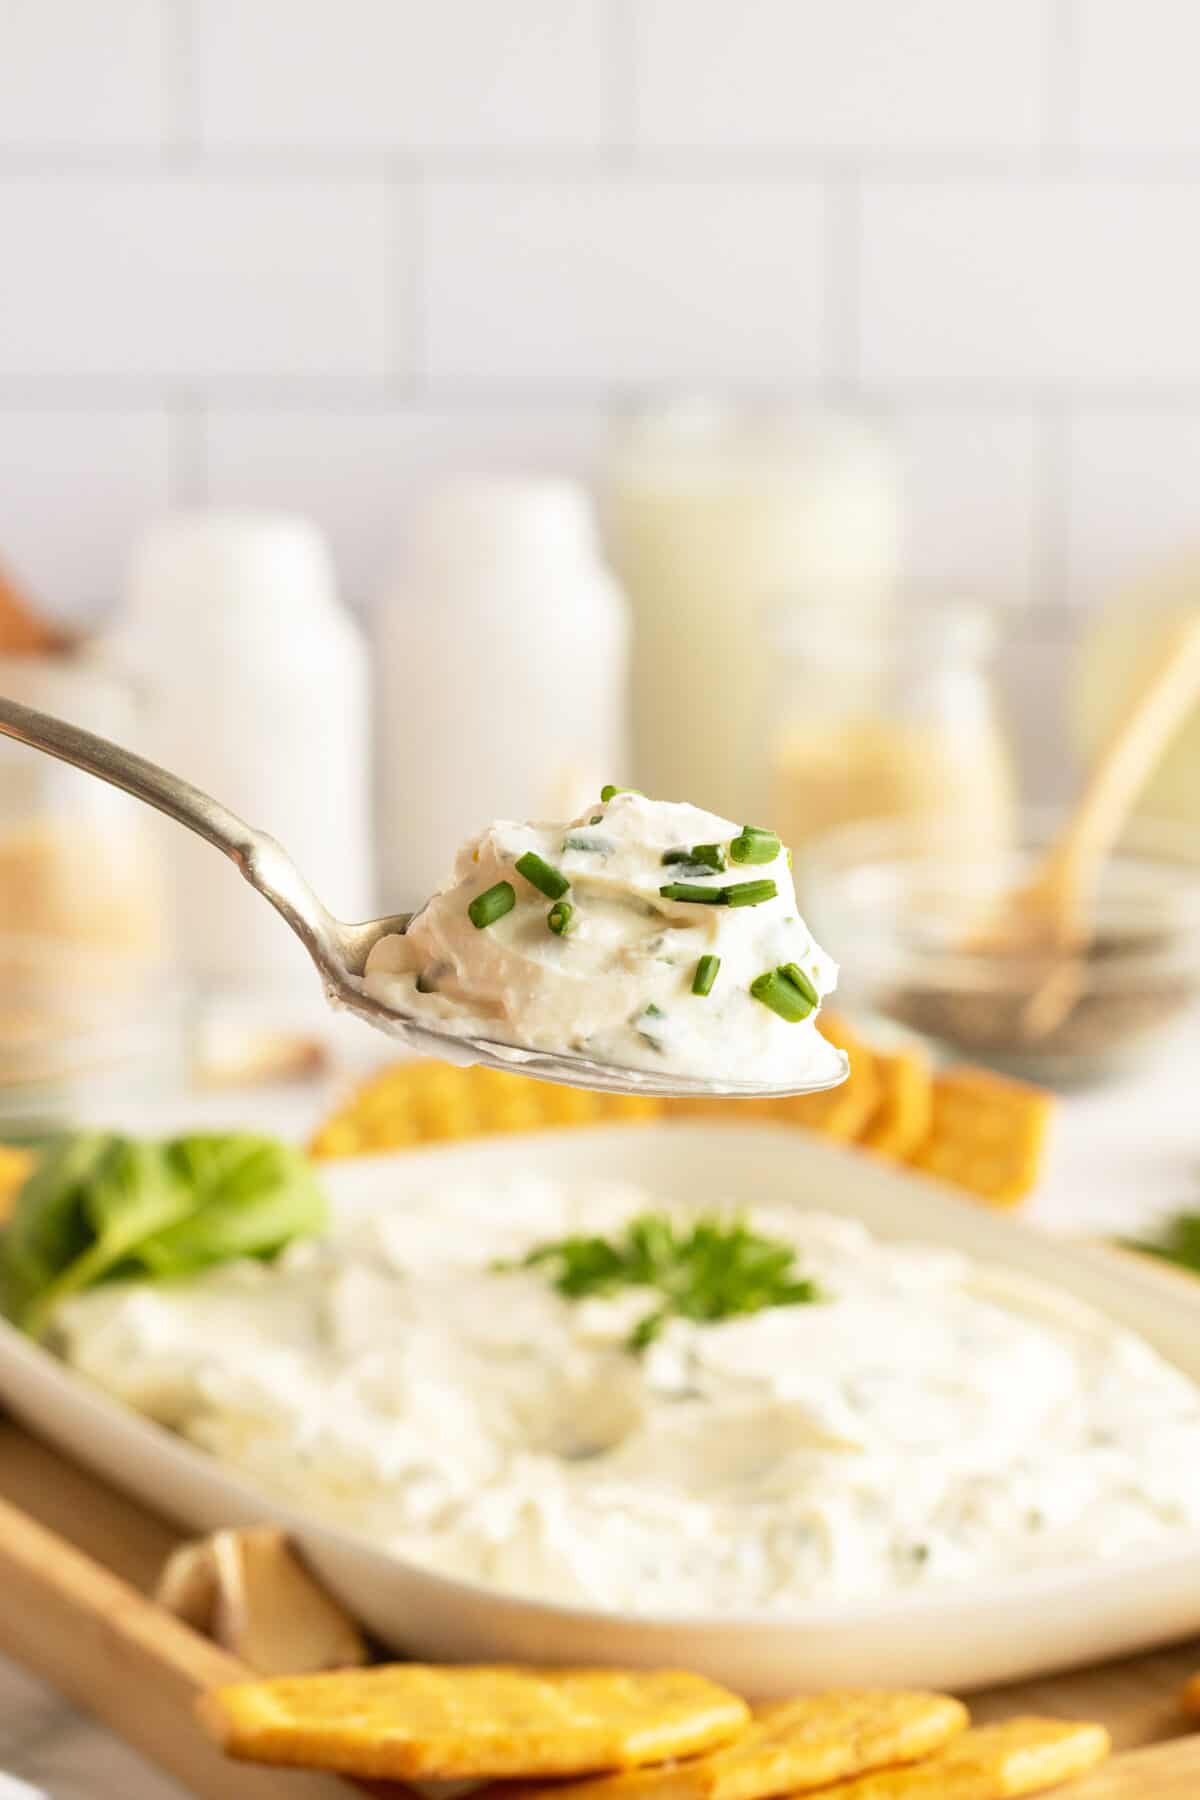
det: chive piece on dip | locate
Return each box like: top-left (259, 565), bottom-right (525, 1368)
top-left (515, 851), bottom-right (570, 900)
top-left (547, 899), bottom-right (574, 936)
top-left (692, 954), bottom-right (721, 996)
top-left (730, 826), bottom-right (781, 865)
top-left (750, 965), bottom-right (817, 1021)
top-left (467, 881), bottom-right (515, 929)
top-left (780, 962), bottom-right (820, 1008)
top-left (660, 882), bottom-right (726, 905)
top-left (723, 878), bottom-right (777, 908)
top-left (662, 843), bottom-right (726, 873)
top-left (601, 784), bottom-right (642, 801)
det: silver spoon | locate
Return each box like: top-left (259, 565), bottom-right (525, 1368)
top-left (0, 695), bottom-right (847, 1101)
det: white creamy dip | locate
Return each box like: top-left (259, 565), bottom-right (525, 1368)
top-left (55, 1177), bottom-right (1200, 1616)
top-left (364, 792), bottom-right (845, 1087)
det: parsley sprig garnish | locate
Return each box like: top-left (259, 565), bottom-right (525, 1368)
top-left (1123, 1212), bottom-right (1200, 1276)
top-left (495, 1211), bottom-right (822, 1351)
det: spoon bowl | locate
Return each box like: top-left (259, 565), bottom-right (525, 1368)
top-left (0, 696), bottom-right (847, 1102)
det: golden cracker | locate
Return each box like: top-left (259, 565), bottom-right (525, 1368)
top-left (810, 1717), bottom-right (1109, 1798)
top-left (482, 1691), bottom-right (968, 1800)
top-left (309, 1060), bottom-right (660, 1159)
top-left (664, 1013), bottom-right (879, 1139)
top-left (857, 1049), bottom-right (934, 1161)
top-left (777, 1035), bottom-right (881, 1141)
top-left (1181, 1671), bottom-right (1200, 1717)
top-left (907, 1066), bottom-right (1054, 1208)
top-left (197, 1664), bottom-right (749, 1782)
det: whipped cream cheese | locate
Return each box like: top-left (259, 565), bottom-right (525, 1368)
top-left (55, 1178), bottom-right (1200, 1616)
top-left (364, 792), bottom-right (845, 1087)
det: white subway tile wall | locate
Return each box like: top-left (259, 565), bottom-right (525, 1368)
top-left (424, 179), bottom-right (829, 387)
top-left (0, 0), bottom-right (1198, 620)
top-left (192, 0), bottom-right (615, 149)
top-left (0, 411), bottom-right (171, 622)
top-left (0, 0), bottom-right (166, 147)
top-left (860, 180), bottom-right (1200, 388)
top-left (0, 177), bottom-right (400, 378)
top-left (633, 0), bottom-right (1049, 151)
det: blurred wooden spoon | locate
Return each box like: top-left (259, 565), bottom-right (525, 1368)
top-left (973, 611), bottom-right (1200, 1039)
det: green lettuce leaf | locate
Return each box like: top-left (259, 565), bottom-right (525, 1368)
top-left (0, 1129), bottom-right (327, 1336)
top-left (132, 1134), bottom-right (326, 1276)
top-left (0, 1133), bottom-right (119, 1326)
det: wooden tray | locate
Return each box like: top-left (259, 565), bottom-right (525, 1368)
top-left (3, 1419), bottom-right (1200, 1799)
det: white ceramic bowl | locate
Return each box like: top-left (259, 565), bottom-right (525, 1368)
top-left (3, 1123), bottom-right (1200, 1697)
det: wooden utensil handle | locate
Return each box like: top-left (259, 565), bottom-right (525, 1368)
top-left (0, 1492), bottom-right (373, 1800)
top-left (1062, 1736), bottom-right (1200, 1795)
top-left (1050, 612), bottom-right (1200, 909)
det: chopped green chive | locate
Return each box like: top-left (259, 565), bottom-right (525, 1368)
top-left (724, 878), bottom-right (777, 908)
top-left (660, 882), bottom-right (726, 905)
top-left (692, 954), bottom-right (721, 996)
top-left (750, 965), bottom-right (817, 1022)
top-left (662, 843), bottom-right (725, 872)
top-left (660, 878), bottom-right (777, 907)
top-left (730, 826), bottom-right (781, 865)
top-left (636, 1002), bottom-right (667, 1050)
top-left (780, 961), bottom-right (820, 1008)
top-left (547, 899), bottom-right (574, 936)
top-left (600, 784), bottom-right (643, 802)
top-left (515, 850), bottom-right (569, 900)
top-left (564, 832), bottom-right (612, 853)
top-left (468, 881), bottom-right (515, 929)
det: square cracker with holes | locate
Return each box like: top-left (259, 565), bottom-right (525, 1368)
top-left (482, 1691), bottom-right (968, 1800)
top-left (811, 1717), bottom-right (1109, 1797)
top-left (196, 1664), bottom-right (750, 1782)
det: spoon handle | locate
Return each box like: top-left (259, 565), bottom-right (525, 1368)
top-left (0, 692), bottom-right (337, 961)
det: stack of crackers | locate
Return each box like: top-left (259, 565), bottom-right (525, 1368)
top-left (309, 1014), bottom-right (1054, 1210)
top-left (198, 1661), bottom-right (1109, 1797)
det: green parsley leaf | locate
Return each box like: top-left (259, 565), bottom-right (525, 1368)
top-left (1122, 1211), bottom-right (1200, 1277)
top-left (495, 1210), bottom-right (823, 1352)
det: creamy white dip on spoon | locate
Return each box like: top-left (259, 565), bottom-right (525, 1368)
top-left (364, 789), bottom-right (845, 1089)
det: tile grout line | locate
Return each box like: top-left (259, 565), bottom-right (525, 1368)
top-left (166, 389), bottom-right (207, 507)
top-left (607, 0), bottom-right (640, 169)
top-left (11, 379), bottom-right (1200, 412)
top-left (824, 168), bottom-right (861, 401)
top-left (400, 157), bottom-right (428, 395)
top-left (1042, 0), bottom-right (1080, 173)
top-left (163, 0), bottom-right (200, 166)
top-left (8, 146), bottom-right (1200, 181)
top-left (1032, 400), bottom-right (1071, 611)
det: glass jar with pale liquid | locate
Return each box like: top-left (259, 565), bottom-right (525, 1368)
top-left (0, 656), bottom-right (183, 1121)
top-left (606, 405), bottom-right (899, 820)
top-left (770, 600), bottom-right (1018, 863)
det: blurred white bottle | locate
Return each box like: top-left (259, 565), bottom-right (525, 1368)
top-left (376, 477), bottom-right (629, 906)
top-left (105, 512), bottom-right (373, 1009)
top-left (606, 404), bottom-right (900, 820)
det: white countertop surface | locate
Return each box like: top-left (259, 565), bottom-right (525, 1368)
top-left (3, 1036), bottom-right (1197, 1799)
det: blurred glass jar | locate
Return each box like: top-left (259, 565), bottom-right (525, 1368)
top-left (606, 404), bottom-right (899, 820)
top-left (0, 656), bottom-right (185, 1124)
top-left (770, 599), bottom-right (1019, 865)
